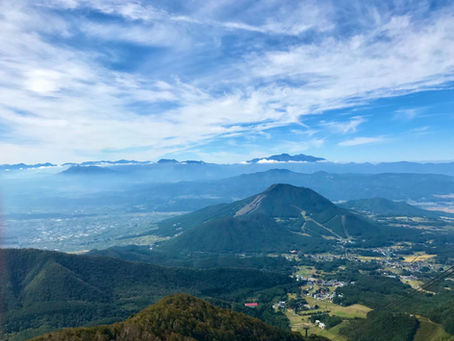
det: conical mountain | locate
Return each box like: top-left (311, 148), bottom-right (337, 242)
top-left (233, 184), bottom-right (336, 218)
top-left (32, 294), bottom-right (322, 341)
top-left (156, 184), bottom-right (383, 254)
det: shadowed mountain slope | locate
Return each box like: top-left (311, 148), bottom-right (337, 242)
top-left (155, 184), bottom-right (394, 254)
top-left (159, 214), bottom-right (304, 254)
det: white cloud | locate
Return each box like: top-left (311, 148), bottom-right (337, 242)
top-left (25, 69), bottom-right (64, 95)
top-left (410, 126), bottom-right (431, 136)
top-left (0, 1), bottom-right (453, 163)
top-left (394, 108), bottom-right (423, 121)
top-left (79, 21), bottom-right (189, 47)
top-left (338, 136), bottom-right (385, 147)
top-left (39, 0), bottom-right (333, 36)
top-left (320, 116), bottom-right (365, 134)
top-left (246, 5), bottom-right (454, 99)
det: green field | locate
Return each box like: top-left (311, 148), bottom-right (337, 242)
top-left (286, 297), bottom-right (371, 340)
top-left (304, 297), bottom-right (371, 318)
top-left (295, 266), bottom-right (318, 277)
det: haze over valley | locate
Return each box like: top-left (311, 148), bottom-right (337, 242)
top-left (2, 156), bottom-right (454, 252)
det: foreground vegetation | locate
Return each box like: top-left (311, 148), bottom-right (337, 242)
top-left (0, 249), bottom-right (295, 340)
top-left (32, 294), bottom-right (328, 341)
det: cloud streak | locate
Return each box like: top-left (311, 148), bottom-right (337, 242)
top-left (320, 116), bottom-right (366, 134)
top-left (0, 0), bottom-right (453, 163)
top-left (338, 136), bottom-right (385, 147)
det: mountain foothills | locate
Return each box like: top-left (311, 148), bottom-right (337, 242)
top-left (340, 197), bottom-right (452, 219)
top-left (32, 294), bottom-right (325, 341)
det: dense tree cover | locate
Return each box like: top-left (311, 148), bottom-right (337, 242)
top-left (308, 313), bottom-right (343, 329)
top-left (32, 294), bottom-right (329, 341)
top-left (404, 289), bottom-right (454, 335)
top-left (333, 274), bottom-right (411, 308)
top-left (333, 271), bottom-right (454, 337)
top-left (90, 245), bottom-right (297, 274)
top-left (0, 248), bottom-right (295, 340)
top-left (340, 311), bottom-right (419, 341)
top-left (232, 285), bottom-right (294, 330)
top-left (158, 213), bottom-right (312, 254)
top-left (287, 297), bottom-right (308, 313)
top-left (206, 282), bottom-right (302, 331)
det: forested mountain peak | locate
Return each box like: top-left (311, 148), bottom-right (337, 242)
top-left (32, 294), bottom-right (323, 341)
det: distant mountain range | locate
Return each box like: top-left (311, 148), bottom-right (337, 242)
top-left (32, 294), bottom-right (314, 341)
top-left (63, 160), bottom-right (152, 167)
top-left (157, 158), bottom-right (206, 164)
top-left (154, 184), bottom-right (401, 255)
top-left (247, 153), bottom-right (325, 163)
top-left (208, 169), bottom-right (454, 202)
top-left (61, 165), bottom-right (117, 175)
top-left (0, 162), bottom-right (56, 170)
top-left (3, 154), bottom-right (454, 178)
top-left (0, 154), bottom-right (321, 170)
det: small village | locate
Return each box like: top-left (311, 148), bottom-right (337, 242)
top-left (266, 244), bottom-right (445, 337)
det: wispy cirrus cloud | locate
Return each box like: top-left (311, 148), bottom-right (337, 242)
top-left (320, 116), bottom-right (366, 134)
top-left (0, 0), bottom-right (453, 163)
top-left (394, 108), bottom-right (424, 121)
top-left (338, 136), bottom-right (386, 147)
top-left (247, 12), bottom-right (454, 109)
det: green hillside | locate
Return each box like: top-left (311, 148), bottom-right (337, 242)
top-left (0, 248), bottom-right (294, 340)
top-left (156, 200), bottom-right (244, 236)
top-left (32, 294), bottom-right (328, 341)
top-left (159, 214), bottom-right (305, 254)
top-left (339, 197), bottom-right (447, 218)
top-left (339, 310), bottom-right (419, 341)
top-left (89, 244), bottom-right (297, 273)
top-left (155, 184), bottom-right (401, 254)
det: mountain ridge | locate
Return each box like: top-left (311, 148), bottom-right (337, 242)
top-left (247, 153), bottom-right (325, 163)
top-left (32, 294), bottom-right (325, 341)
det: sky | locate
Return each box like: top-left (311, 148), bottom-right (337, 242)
top-left (0, 0), bottom-right (453, 164)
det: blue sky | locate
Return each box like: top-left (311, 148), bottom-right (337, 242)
top-left (0, 0), bottom-right (453, 163)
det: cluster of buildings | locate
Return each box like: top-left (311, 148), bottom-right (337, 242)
top-left (314, 320), bottom-right (326, 329)
top-left (295, 275), bottom-right (346, 301)
top-left (272, 301), bottom-right (287, 310)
